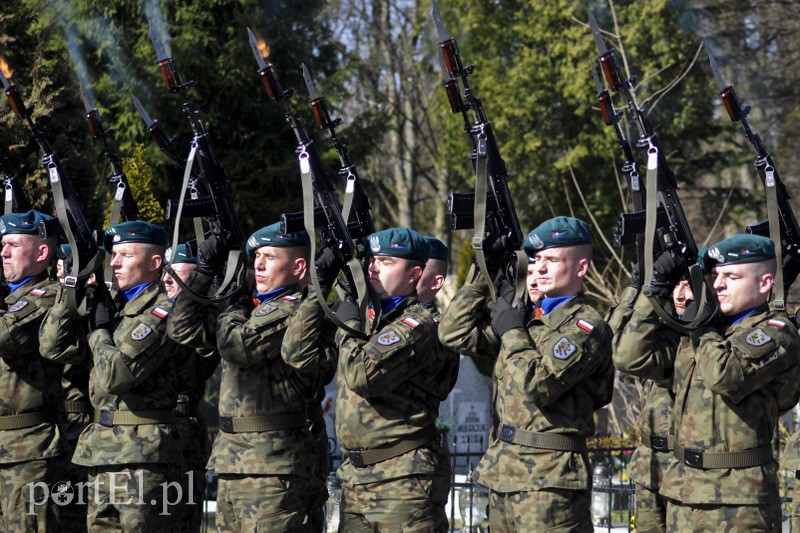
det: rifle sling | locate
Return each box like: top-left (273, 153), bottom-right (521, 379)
top-left (472, 131), bottom-right (497, 301)
top-left (763, 165), bottom-right (784, 310)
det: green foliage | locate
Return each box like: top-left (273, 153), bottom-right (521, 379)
top-left (115, 143), bottom-right (164, 226)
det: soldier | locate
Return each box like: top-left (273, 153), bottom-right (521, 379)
top-left (0, 210), bottom-right (68, 531)
top-left (161, 244), bottom-right (219, 531)
top-left (70, 220), bottom-right (184, 531)
top-left (209, 222), bottom-right (316, 532)
top-left (439, 216), bottom-right (614, 532)
top-left (311, 227), bottom-right (458, 532)
top-left (653, 234), bottom-right (800, 532)
top-left (417, 236), bottom-right (449, 312)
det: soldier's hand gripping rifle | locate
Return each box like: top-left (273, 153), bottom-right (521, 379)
top-left (148, 20), bottom-right (245, 300)
top-left (431, 0), bottom-right (526, 303)
top-left (0, 146), bottom-right (31, 214)
top-left (247, 29), bottom-right (377, 338)
top-left (1, 60), bottom-right (105, 316)
top-left (588, 12), bottom-right (716, 330)
top-left (79, 79), bottom-right (139, 225)
top-left (709, 52), bottom-right (800, 307)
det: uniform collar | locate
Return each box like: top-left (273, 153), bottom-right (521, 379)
top-left (254, 284), bottom-right (295, 305)
top-left (8, 275), bottom-right (36, 294)
top-left (120, 283), bottom-right (164, 316)
top-left (531, 293), bottom-right (584, 329)
top-left (723, 304), bottom-right (767, 330)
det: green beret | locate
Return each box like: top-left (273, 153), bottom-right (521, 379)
top-left (165, 243), bottom-right (197, 265)
top-left (423, 236), bottom-right (449, 262)
top-left (695, 246), bottom-right (709, 274)
top-left (706, 234), bottom-right (775, 267)
top-left (365, 227), bottom-right (430, 263)
top-left (523, 216), bottom-right (592, 256)
top-left (0, 210), bottom-right (60, 238)
top-left (245, 222), bottom-right (310, 258)
top-left (56, 243), bottom-right (72, 260)
top-left (103, 220), bottom-right (167, 251)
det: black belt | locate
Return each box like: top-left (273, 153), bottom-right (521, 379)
top-left (343, 425), bottom-right (439, 468)
top-left (640, 431), bottom-right (674, 452)
top-left (499, 424), bottom-right (587, 452)
top-left (307, 403), bottom-right (323, 419)
top-left (218, 413), bottom-right (306, 433)
top-left (673, 443), bottom-right (774, 469)
top-left (94, 409), bottom-right (175, 427)
top-left (175, 402), bottom-right (200, 417)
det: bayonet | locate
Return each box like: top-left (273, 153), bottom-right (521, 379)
top-left (301, 63), bottom-right (319, 101)
top-left (132, 96), bottom-right (155, 128)
top-left (588, 11), bottom-right (609, 56)
top-left (247, 28), bottom-right (268, 71)
top-left (590, 59), bottom-right (604, 93)
top-left (707, 51), bottom-right (728, 92)
top-left (78, 78), bottom-right (95, 114)
top-left (148, 19), bottom-right (168, 62)
top-left (431, 0), bottom-right (449, 42)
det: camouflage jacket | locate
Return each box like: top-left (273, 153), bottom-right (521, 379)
top-left (39, 285), bottom-right (93, 443)
top-left (335, 295), bottom-right (458, 484)
top-left (610, 289), bottom-right (682, 491)
top-left (166, 271), bottom-right (222, 352)
top-left (660, 305), bottom-right (800, 505)
top-left (209, 285), bottom-right (314, 477)
top-left (72, 282), bottom-right (181, 466)
top-left (0, 277), bottom-right (66, 463)
top-left (439, 269), bottom-right (613, 492)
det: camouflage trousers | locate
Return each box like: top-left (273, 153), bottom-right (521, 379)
top-left (487, 487), bottom-right (592, 533)
top-left (0, 455), bottom-right (68, 532)
top-left (665, 500), bottom-right (781, 533)
top-left (86, 463), bottom-right (184, 532)
top-left (307, 414), bottom-right (330, 533)
top-left (176, 415), bottom-right (210, 532)
top-left (215, 473), bottom-right (311, 532)
top-left (793, 474), bottom-right (800, 532)
top-left (341, 474), bottom-right (450, 532)
top-left (634, 482), bottom-right (667, 533)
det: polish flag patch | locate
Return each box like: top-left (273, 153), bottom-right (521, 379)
top-left (151, 307), bottom-right (169, 319)
top-left (402, 317), bottom-right (420, 329)
top-left (768, 319), bottom-right (786, 328)
top-left (280, 295), bottom-right (298, 301)
top-left (576, 319), bottom-right (594, 334)
top-left (29, 288), bottom-right (46, 296)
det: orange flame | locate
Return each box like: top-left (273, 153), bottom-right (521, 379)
top-left (257, 38), bottom-right (270, 59)
top-left (0, 56), bottom-right (12, 79)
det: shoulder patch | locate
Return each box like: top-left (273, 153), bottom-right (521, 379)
top-left (254, 304), bottom-right (277, 317)
top-left (130, 323), bottom-right (153, 341)
top-left (151, 307), bottom-right (169, 319)
top-left (745, 328), bottom-right (771, 347)
top-left (576, 319), bottom-right (594, 334)
top-left (29, 288), bottom-right (46, 297)
top-left (376, 330), bottom-right (401, 346)
top-left (553, 336), bottom-right (577, 360)
top-left (402, 317), bottom-right (421, 329)
top-left (8, 300), bottom-right (28, 313)
top-left (768, 319), bottom-right (786, 329)
top-left (280, 295), bottom-right (298, 301)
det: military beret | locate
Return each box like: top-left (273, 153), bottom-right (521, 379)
top-left (56, 243), bottom-right (72, 260)
top-left (103, 220), bottom-right (167, 251)
top-left (365, 227), bottom-right (430, 263)
top-left (245, 222), bottom-right (310, 258)
top-left (165, 243), bottom-right (197, 265)
top-left (523, 216), bottom-right (592, 256)
top-left (705, 234), bottom-right (775, 267)
top-left (695, 246), bottom-right (709, 274)
top-left (423, 236), bottom-right (449, 262)
top-left (0, 210), bottom-right (60, 238)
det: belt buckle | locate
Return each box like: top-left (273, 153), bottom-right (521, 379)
top-left (348, 450), bottom-right (365, 468)
top-left (98, 410), bottom-right (114, 427)
top-left (219, 417), bottom-right (233, 433)
top-left (684, 448), bottom-right (704, 468)
top-left (650, 435), bottom-right (668, 452)
top-left (499, 424), bottom-right (516, 442)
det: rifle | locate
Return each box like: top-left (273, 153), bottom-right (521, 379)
top-left (246, 28), bottom-right (377, 337)
top-left (78, 78), bottom-right (139, 223)
top-left (709, 52), bottom-right (800, 302)
top-left (1, 60), bottom-right (105, 315)
top-left (0, 149), bottom-right (32, 214)
top-left (588, 11), bottom-right (716, 330)
top-left (147, 20), bottom-right (245, 297)
top-left (430, 1), bottom-right (525, 302)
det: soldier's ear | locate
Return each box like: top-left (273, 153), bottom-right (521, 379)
top-left (150, 253), bottom-right (164, 273)
top-left (293, 256), bottom-right (307, 278)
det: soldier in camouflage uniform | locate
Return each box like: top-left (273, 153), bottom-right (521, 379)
top-left (0, 210), bottom-right (68, 531)
top-left (619, 234), bottom-right (800, 532)
top-left (303, 227), bottom-right (456, 532)
top-left (200, 222), bottom-right (316, 532)
top-left (439, 216), bottom-right (614, 532)
top-left (161, 244), bottom-right (219, 531)
top-left (66, 220), bottom-right (184, 531)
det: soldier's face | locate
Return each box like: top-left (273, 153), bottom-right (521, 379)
top-left (1, 234), bottom-right (50, 282)
top-left (712, 263), bottom-right (773, 316)
top-left (161, 262), bottom-right (197, 300)
top-left (368, 255), bottom-right (422, 299)
top-left (532, 247), bottom-right (588, 298)
top-left (672, 280), bottom-right (694, 316)
top-left (526, 262), bottom-right (541, 302)
top-left (252, 246), bottom-right (306, 294)
top-left (110, 243), bottom-right (163, 291)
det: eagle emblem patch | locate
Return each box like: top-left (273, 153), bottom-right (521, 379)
top-left (528, 233), bottom-right (544, 250)
top-left (553, 337), bottom-right (576, 360)
top-left (745, 328), bottom-right (771, 347)
top-left (377, 330), bottom-right (401, 346)
top-left (8, 300), bottom-right (28, 313)
top-left (130, 323), bottom-right (153, 341)
top-left (370, 235), bottom-right (381, 253)
top-left (254, 304), bottom-right (277, 317)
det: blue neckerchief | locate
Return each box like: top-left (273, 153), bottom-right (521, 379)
top-left (8, 275), bottom-right (35, 294)
top-left (123, 283), bottom-right (151, 302)
top-left (727, 307), bottom-right (758, 326)
top-left (254, 284), bottom-right (294, 305)
top-left (539, 295), bottom-right (573, 316)
top-left (676, 299), bottom-right (693, 320)
top-left (379, 296), bottom-right (407, 316)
